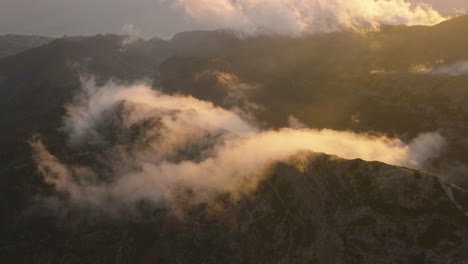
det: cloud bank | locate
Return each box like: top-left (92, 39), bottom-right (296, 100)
top-left (174, 0), bottom-right (446, 36)
top-left (31, 80), bottom-right (445, 217)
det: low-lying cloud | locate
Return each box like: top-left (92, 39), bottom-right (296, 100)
top-left (430, 60), bottom-right (468, 76)
top-left (173, 0), bottom-right (446, 36)
top-left (410, 60), bottom-right (468, 76)
top-left (31, 80), bottom-right (446, 217)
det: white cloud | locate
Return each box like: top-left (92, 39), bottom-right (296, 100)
top-left (31, 80), bottom-right (446, 216)
top-left (174, 0), bottom-right (447, 36)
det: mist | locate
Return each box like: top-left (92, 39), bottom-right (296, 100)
top-left (430, 60), bottom-right (468, 76)
top-left (31, 80), bottom-right (446, 217)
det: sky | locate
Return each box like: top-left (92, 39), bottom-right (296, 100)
top-left (414, 0), bottom-right (468, 11)
top-left (0, 0), bottom-right (466, 39)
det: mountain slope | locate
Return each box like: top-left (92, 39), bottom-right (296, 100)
top-left (1, 152), bottom-right (467, 263)
top-left (0, 34), bottom-right (176, 223)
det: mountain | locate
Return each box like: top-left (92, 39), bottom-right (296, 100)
top-left (0, 34), bottom-right (54, 58)
top-left (2, 15), bottom-right (468, 264)
top-left (158, 22), bottom-right (468, 187)
top-left (1, 153), bottom-right (467, 263)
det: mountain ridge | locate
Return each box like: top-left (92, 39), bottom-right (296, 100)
top-left (2, 151), bottom-right (467, 263)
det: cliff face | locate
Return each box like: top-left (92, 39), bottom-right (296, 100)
top-left (4, 152), bottom-right (466, 264)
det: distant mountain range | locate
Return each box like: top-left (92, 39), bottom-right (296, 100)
top-left (2, 15), bottom-right (468, 264)
top-left (0, 34), bottom-right (54, 58)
